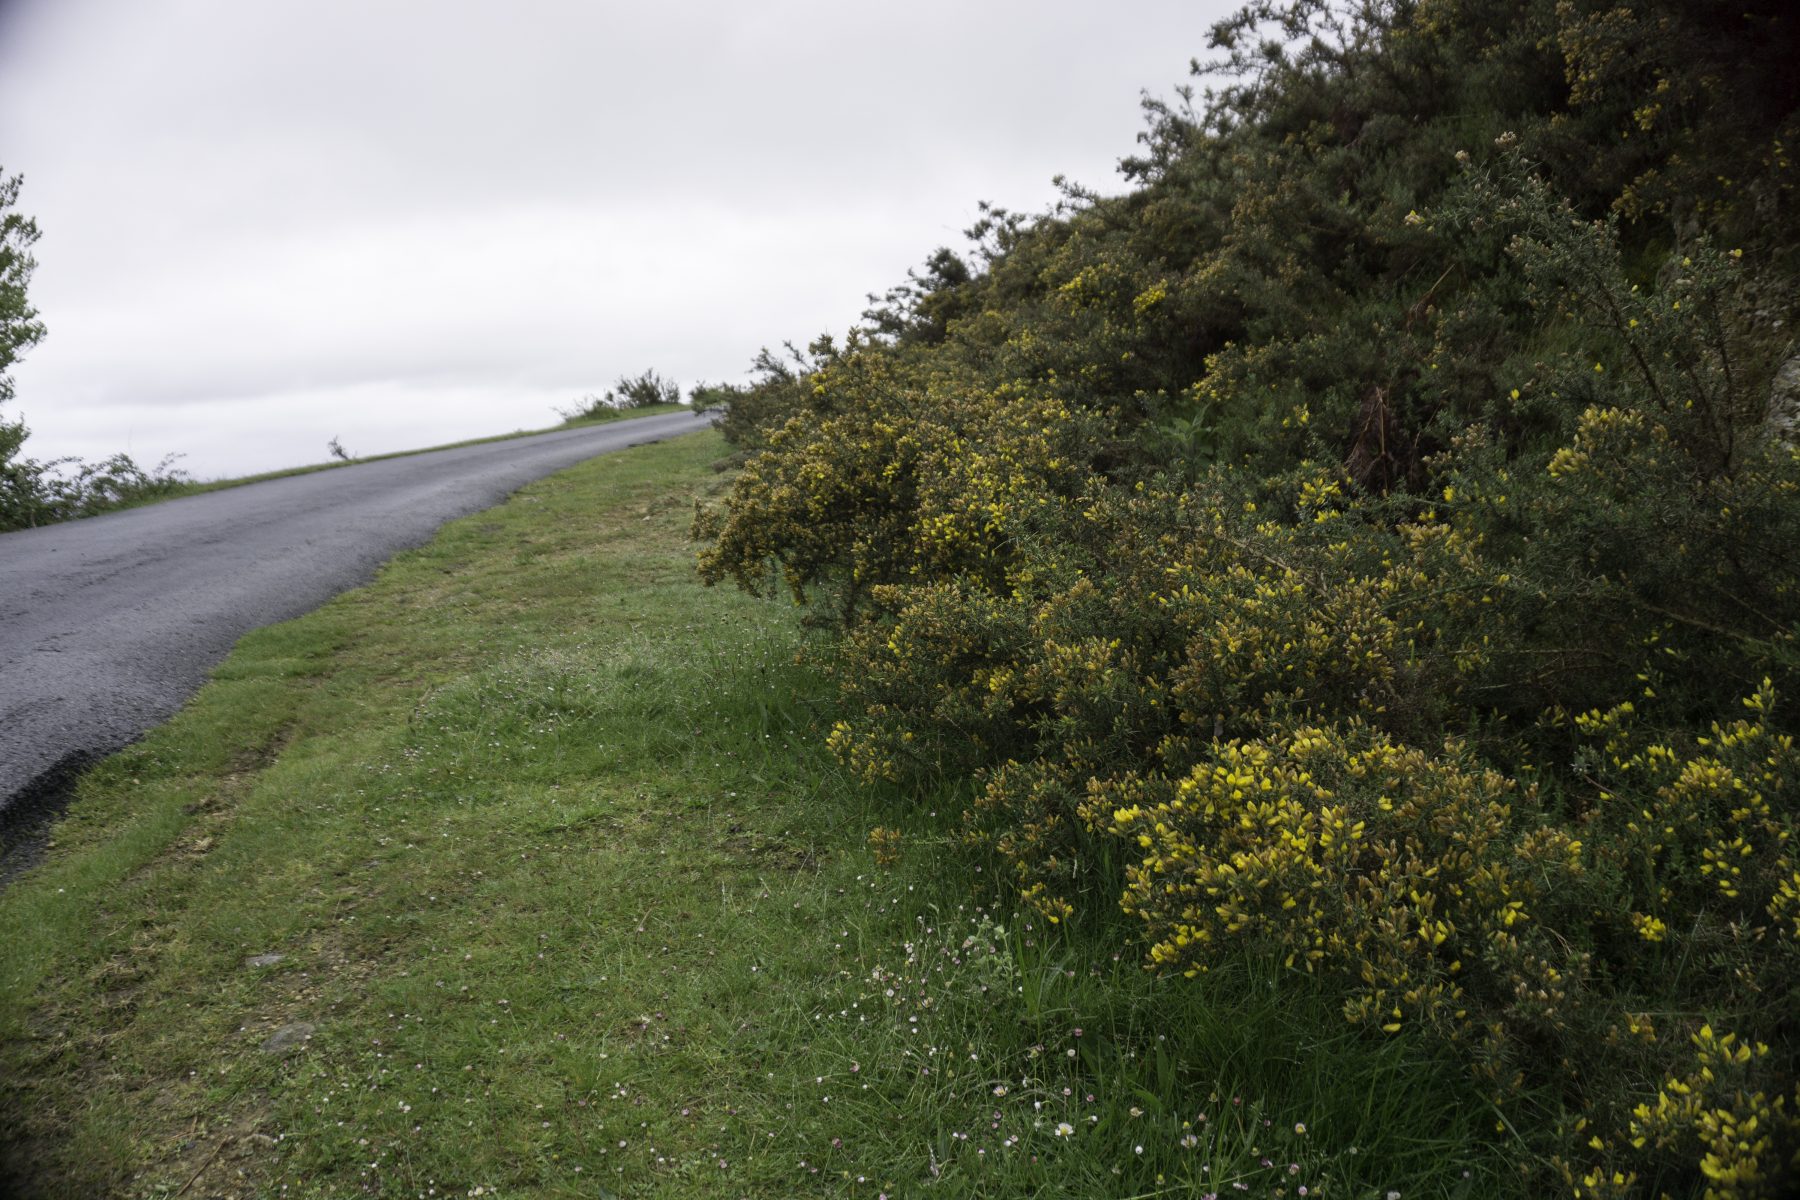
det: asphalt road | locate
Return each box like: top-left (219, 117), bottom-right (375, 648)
top-left (0, 410), bottom-right (710, 814)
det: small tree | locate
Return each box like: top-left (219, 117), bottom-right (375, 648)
top-left (0, 170), bottom-right (42, 403)
top-left (0, 168), bottom-right (47, 531)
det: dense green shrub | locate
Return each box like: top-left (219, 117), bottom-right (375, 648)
top-left (696, 1), bottom-right (1800, 1192)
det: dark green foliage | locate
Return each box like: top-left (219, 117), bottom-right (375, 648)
top-left (860, 245), bottom-right (975, 345)
top-left (0, 168), bottom-right (47, 529)
top-left (697, 1), bottom-right (1800, 1191)
top-left (0, 169), bottom-right (43, 410)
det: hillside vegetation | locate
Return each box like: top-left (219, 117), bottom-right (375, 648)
top-left (694, 1), bottom-right (1800, 1195)
top-left (6, 433), bottom-right (1502, 1200)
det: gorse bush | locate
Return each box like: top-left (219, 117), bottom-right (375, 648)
top-left (696, 0), bottom-right (1800, 1193)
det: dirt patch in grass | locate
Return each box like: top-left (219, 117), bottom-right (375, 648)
top-left (0, 750), bottom-right (105, 887)
top-left (720, 831), bottom-right (820, 873)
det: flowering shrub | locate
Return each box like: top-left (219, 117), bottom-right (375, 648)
top-left (742, 388), bottom-right (1800, 1188)
top-left (696, 358), bottom-right (1111, 621)
top-left (694, 2), bottom-right (1800, 1190)
top-left (1106, 690), bottom-right (1799, 1196)
top-left (1611, 1027), bottom-right (1800, 1200)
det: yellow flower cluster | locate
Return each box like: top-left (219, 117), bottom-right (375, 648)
top-left (867, 824), bottom-right (904, 868)
top-left (1602, 1027), bottom-right (1799, 1200)
top-left (698, 370), bottom-right (1105, 615)
top-left (1104, 722), bottom-right (1521, 1045)
top-left (1591, 680), bottom-right (1796, 933)
top-left (1094, 681), bottom-right (1798, 1197)
top-left (1547, 405), bottom-right (1651, 480)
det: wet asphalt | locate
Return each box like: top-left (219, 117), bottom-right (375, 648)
top-left (0, 410), bottom-right (710, 818)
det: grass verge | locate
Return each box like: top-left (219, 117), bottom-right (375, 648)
top-left (1, 429), bottom-right (1521, 1198)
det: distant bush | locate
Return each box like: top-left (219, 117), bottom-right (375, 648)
top-left (2, 449), bottom-right (191, 530)
top-left (557, 369), bottom-right (682, 422)
top-left (610, 368), bottom-right (679, 409)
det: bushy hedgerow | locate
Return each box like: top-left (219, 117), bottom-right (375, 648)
top-left (2, 447), bottom-right (191, 530)
top-left (696, 1), bottom-right (1800, 1192)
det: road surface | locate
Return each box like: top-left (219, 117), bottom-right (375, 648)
top-left (0, 410), bottom-right (710, 815)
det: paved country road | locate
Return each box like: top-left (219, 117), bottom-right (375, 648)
top-left (0, 410), bottom-right (710, 818)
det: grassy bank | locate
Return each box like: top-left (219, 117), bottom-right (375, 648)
top-left (1, 429), bottom-right (1510, 1199)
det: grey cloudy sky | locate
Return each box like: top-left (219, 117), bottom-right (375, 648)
top-left (0, 0), bottom-right (1231, 478)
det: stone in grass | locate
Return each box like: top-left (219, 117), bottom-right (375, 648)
top-left (244, 953), bottom-right (285, 968)
top-left (260, 1022), bottom-right (315, 1055)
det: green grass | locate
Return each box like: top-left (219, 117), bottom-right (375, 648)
top-left (0, 429), bottom-right (1523, 1198)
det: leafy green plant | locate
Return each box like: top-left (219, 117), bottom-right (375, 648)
top-left (0, 167), bottom-right (48, 532)
top-left (695, 2), bottom-right (1800, 1192)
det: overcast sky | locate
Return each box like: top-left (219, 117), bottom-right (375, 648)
top-left (0, 0), bottom-right (1232, 479)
